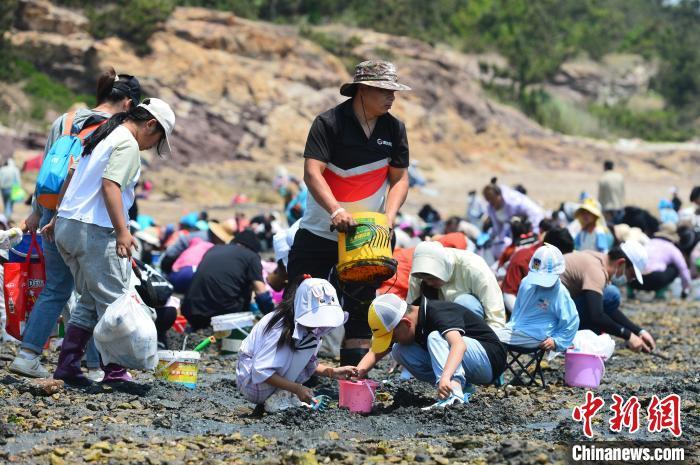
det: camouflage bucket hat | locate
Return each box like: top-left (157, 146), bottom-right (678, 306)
top-left (340, 60), bottom-right (411, 97)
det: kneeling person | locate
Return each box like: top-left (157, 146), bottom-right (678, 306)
top-left (236, 277), bottom-right (356, 412)
top-left (357, 294), bottom-right (506, 409)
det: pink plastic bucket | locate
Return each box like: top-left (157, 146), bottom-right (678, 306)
top-left (338, 380), bottom-right (379, 413)
top-left (565, 351), bottom-right (606, 388)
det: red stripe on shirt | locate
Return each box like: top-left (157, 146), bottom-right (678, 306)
top-left (323, 165), bottom-right (389, 202)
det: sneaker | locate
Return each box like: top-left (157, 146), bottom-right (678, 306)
top-left (421, 393), bottom-right (465, 411)
top-left (86, 369), bottom-right (105, 383)
top-left (9, 356), bottom-right (50, 378)
top-left (263, 390), bottom-right (305, 413)
top-left (463, 384), bottom-right (477, 403)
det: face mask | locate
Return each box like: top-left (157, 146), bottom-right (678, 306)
top-left (312, 327), bottom-right (332, 338)
top-left (611, 265), bottom-right (627, 287)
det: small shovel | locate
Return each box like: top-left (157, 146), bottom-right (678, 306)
top-left (310, 395), bottom-right (331, 411)
top-left (194, 336), bottom-right (216, 352)
top-left (648, 350), bottom-right (671, 361)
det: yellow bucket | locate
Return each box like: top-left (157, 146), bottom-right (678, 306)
top-left (337, 212), bottom-right (397, 283)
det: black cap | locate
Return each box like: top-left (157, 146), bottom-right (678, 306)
top-left (233, 229), bottom-right (261, 254)
top-left (112, 74), bottom-right (141, 108)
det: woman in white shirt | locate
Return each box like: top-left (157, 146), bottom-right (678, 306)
top-left (47, 98), bottom-right (175, 386)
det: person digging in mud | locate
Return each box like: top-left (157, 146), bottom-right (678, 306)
top-left (560, 241), bottom-right (657, 353)
top-left (236, 276), bottom-right (357, 412)
top-left (286, 60), bottom-right (411, 366)
top-left (482, 179), bottom-right (545, 258)
top-left (356, 293), bottom-right (506, 409)
top-left (628, 222), bottom-right (693, 300)
top-left (406, 241), bottom-right (506, 330)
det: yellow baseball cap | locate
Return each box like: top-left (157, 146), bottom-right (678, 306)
top-left (368, 294), bottom-right (407, 353)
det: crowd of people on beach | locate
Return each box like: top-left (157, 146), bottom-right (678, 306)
top-left (2, 60), bottom-right (700, 413)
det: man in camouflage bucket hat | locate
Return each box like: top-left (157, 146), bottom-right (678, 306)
top-left (286, 60), bottom-right (411, 366)
top-left (340, 60), bottom-right (412, 96)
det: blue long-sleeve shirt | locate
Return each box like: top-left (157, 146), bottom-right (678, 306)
top-left (508, 274), bottom-right (580, 351)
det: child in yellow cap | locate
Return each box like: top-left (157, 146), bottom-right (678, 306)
top-left (356, 293), bottom-right (506, 409)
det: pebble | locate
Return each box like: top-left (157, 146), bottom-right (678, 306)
top-left (49, 454), bottom-right (66, 465)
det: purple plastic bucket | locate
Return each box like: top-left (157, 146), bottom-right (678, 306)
top-left (565, 351), bottom-right (605, 388)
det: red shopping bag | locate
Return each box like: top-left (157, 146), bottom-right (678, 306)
top-left (4, 234), bottom-right (45, 340)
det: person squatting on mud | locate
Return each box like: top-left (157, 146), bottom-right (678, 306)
top-left (560, 241), bottom-right (656, 353)
top-left (236, 277), bottom-right (357, 412)
top-left (356, 293), bottom-right (507, 409)
top-left (406, 240), bottom-right (507, 330)
top-left (286, 60), bottom-right (411, 366)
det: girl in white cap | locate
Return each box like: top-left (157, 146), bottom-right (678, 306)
top-left (236, 276), bottom-right (357, 412)
top-left (44, 98), bottom-right (175, 386)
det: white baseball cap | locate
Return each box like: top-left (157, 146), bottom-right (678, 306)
top-left (620, 240), bottom-right (647, 284)
top-left (293, 278), bottom-right (345, 329)
top-left (368, 293), bottom-right (407, 353)
top-left (138, 98), bottom-right (175, 157)
top-left (528, 243), bottom-right (566, 287)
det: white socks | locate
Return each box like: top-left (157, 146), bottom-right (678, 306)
top-left (450, 380), bottom-right (464, 399)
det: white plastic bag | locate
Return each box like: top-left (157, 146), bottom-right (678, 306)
top-left (570, 330), bottom-right (615, 360)
top-left (94, 291), bottom-right (158, 370)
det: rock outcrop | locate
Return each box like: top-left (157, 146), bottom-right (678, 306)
top-left (3, 0), bottom-right (698, 209)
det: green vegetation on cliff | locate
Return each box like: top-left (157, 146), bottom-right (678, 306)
top-left (10, 0), bottom-right (700, 141)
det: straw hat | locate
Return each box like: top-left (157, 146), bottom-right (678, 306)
top-left (654, 222), bottom-right (680, 244)
top-left (340, 60), bottom-right (411, 97)
top-left (613, 224), bottom-right (650, 245)
top-left (575, 199), bottom-right (603, 221)
top-left (208, 221), bottom-right (235, 244)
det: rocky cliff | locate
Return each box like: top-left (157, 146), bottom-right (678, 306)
top-left (3, 1), bottom-right (698, 210)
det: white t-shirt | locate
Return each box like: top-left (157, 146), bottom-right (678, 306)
top-left (58, 126), bottom-right (141, 228)
top-left (273, 220), bottom-right (300, 268)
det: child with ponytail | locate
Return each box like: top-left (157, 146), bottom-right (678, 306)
top-left (237, 275), bottom-right (357, 412)
top-left (10, 67), bottom-right (142, 380)
top-left (47, 98), bottom-right (175, 385)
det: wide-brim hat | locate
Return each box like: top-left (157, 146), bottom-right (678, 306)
top-left (654, 222), bottom-right (680, 244)
top-left (575, 200), bottom-right (603, 221)
top-left (613, 224), bottom-right (649, 245)
top-left (208, 221), bottom-right (235, 244)
top-left (340, 60), bottom-right (411, 97)
top-left (294, 278), bottom-right (345, 329)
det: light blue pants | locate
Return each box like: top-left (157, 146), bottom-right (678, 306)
top-left (392, 331), bottom-right (493, 387)
top-left (21, 208), bottom-right (99, 367)
top-left (454, 294), bottom-right (485, 319)
top-left (494, 327), bottom-right (541, 348)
